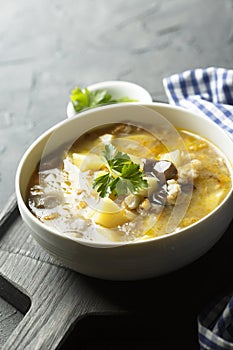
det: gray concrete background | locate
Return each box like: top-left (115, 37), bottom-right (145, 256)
top-left (1, 0), bottom-right (233, 209)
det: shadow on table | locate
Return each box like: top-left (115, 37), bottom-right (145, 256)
top-left (0, 274), bottom-right (31, 348)
top-left (59, 220), bottom-right (233, 349)
top-left (60, 313), bottom-right (198, 350)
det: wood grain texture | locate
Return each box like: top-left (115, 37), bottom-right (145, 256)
top-left (0, 196), bottom-right (120, 349)
top-left (0, 296), bottom-right (23, 349)
top-left (0, 194), bottom-right (233, 349)
top-left (0, 0), bottom-right (233, 348)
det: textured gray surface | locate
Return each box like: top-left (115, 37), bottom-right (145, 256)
top-left (1, 0), bottom-right (233, 210)
top-left (0, 1), bottom-right (233, 348)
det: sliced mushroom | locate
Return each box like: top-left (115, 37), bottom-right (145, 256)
top-left (153, 160), bottom-right (178, 181)
top-left (142, 158), bottom-right (178, 182)
top-left (142, 158), bottom-right (178, 206)
top-left (149, 183), bottom-right (167, 206)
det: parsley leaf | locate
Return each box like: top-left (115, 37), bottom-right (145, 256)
top-left (93, 144), bottom-right (148, 198)
top-left (70, 87), bottom-right (90, 112)
top-left (70, 86), bottom-right (138, 113)
top-left (92, 173), bottom-right (117, 198)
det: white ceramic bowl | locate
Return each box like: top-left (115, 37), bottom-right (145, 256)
top-left (66, 80), bottom-right (153, 118)
top-left (15, 103), bottom-right (233, 280)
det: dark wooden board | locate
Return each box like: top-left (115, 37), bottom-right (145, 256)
top-left (0, 194), bottom-right (233, 349)
top-left (1, 0), bottom-right (233, 347)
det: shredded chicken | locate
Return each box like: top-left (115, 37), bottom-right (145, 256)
top-left (123, 194), bottom-right (143, 210)
top-left (178, 159), bottom-right (202, 184)
top-left (166, 179), bottom-right (181, 205)
top-left (139, 198), bottom-right (151, 211)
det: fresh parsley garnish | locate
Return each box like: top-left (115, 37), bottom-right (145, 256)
top-left (93, 144), bottom-right (148, 198)
top-left (70, 86), bottom-right (138, 113)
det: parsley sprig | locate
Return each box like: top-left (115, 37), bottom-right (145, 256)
top-left (70, 86), bottom-right (138, 113)
top-left (93, 144), bottom-right (148, 198)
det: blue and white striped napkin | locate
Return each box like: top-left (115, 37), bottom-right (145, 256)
top-left (163, 67), bottom-right (233, 350)
top-left (163, 67), bottom-right (233, 139)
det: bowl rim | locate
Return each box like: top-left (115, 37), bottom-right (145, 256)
top-left (16, 102), bottom-right (233, 248)
top-left (84, 80), bottom-right (153, 94)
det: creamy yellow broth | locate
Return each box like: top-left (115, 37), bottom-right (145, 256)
top-left (27, 123), bottom-right (232, 243)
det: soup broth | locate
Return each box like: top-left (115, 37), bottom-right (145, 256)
top-left (27, 123), bottom-right (232, 243)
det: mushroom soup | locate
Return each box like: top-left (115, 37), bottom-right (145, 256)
top-left (27, 123), bottom-right (232, 243)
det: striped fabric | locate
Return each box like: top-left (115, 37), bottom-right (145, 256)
top-left (163, 67), bottom-right (233, 138)
top-left (163, 67), bottom-right (233, 349)
top-left (198, 293), bottom-right (233, 350)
